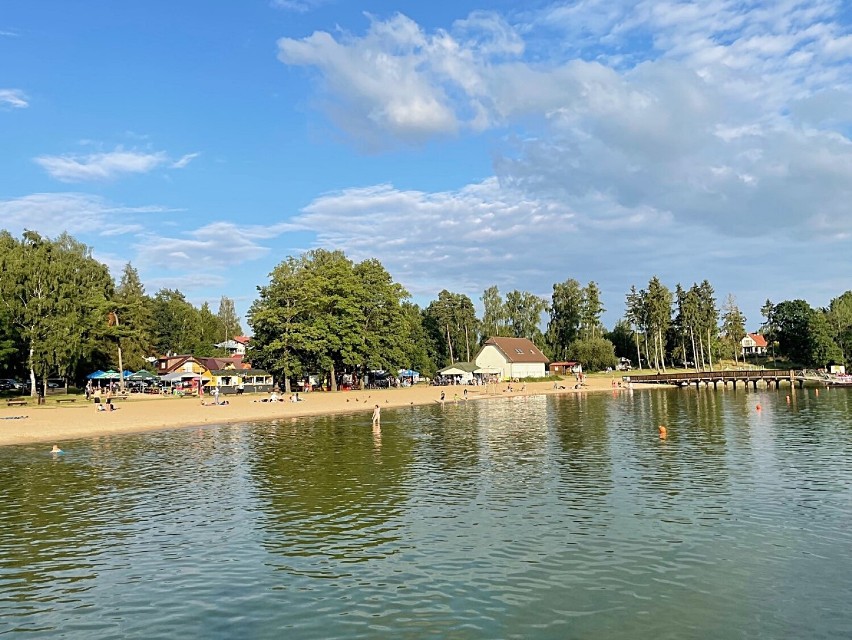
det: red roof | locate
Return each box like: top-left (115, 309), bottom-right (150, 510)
top-left (748, 333), bottom-right (768, 347)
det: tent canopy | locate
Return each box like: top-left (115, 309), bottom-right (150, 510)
top-left (398, 369), bottom-right (419, 377)
top-left (128, 369), bottom-right (156, 381)
top-left (86, 370), bottom-right (105, 379)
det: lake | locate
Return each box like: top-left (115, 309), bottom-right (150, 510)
top-left (1, 387), bottom-right (851, 639)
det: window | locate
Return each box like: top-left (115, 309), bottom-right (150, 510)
top-left (515, 348), bottom-right (524, 354)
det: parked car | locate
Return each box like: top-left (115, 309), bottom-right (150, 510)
top-left (0, 379), bottom-right (24, 391)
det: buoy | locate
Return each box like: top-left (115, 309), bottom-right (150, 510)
top-left (658, 425), bottom-right (667, 439)
top-left (756, 404), bottom-right (761, 411)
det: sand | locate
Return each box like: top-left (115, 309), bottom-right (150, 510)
top-left (0, 376), bottom-right (631, 446)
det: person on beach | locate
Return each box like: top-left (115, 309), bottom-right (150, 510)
top-left (372, 404), bottom-right (381, 427)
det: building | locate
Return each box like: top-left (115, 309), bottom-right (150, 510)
top-left (214, 335), bottom-right (251, 356)
top-left (437, 362), bottom-right (479, 384)
top-left (548, 361), bottom-right (580, 375)
top-left (474, 337), bottom-right (549, 381)
top-left (741, 333), bottom-right (768, 356)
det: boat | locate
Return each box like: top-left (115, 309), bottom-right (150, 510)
top-left (824, 374), bottom-right (852, 386)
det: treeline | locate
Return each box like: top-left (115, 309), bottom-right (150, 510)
top-left (0, 231), bottom-right (243, 395)
top-left (2, 231), bottom-right (851, 395)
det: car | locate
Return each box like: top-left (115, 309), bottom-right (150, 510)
top-left (0, 379), bottom-right (24, 391)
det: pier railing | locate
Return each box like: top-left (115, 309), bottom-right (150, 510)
top-left (625, 369), bottom-right (797, 389)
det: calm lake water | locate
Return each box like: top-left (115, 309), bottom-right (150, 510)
top-left (1, 387), bottom-right (851, 639)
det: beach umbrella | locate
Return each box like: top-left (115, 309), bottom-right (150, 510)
top-left (122, 370), bottom-right (134, 379)
top-left (129, 370), bottom-right (156, 381)
top-left (86, 370), bottom-right (105, 379)
top-left (100, 370), bottom-right (121, 380)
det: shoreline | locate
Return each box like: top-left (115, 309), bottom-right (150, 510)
top-left (0, 377), bottom-right (638, 447)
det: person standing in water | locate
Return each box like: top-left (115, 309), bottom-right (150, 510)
top-left (372, 404), bottom-right (381, 427)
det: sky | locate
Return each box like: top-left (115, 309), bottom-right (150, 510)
top-left (2, 0), bottom-right (851, 332)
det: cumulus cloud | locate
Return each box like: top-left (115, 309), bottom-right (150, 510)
top-left (0, 89), bottom-right (28, 108)
top-left (34, 148), bottom-right (199, 182)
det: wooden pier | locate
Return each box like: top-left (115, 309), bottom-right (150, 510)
top-left (625, 369), bottom-right (800, 390)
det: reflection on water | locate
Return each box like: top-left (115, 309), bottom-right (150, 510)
top-left (1, 388), bottom-right (851, 639)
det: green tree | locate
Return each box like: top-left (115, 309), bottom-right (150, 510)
top-left (151, 289), bottom-right (203, 355)
top-left (774, 299), bottom-right (813, 365)
top-left (568, 336), bottom-right (618, 372)
top-left (0, 231), bottom-right (113, 395)
top-left (580, 281), bottom-right (605, 339)
top-left (217, 296), bottom-right (243, 344)
top-left (547, 279), bottom-right (584, 361)
top-left (480, 286), bottom-right (507, 341)
top-left (825, 291), bottom-right (852, 366)
top-left (113, 263), bottom-right (154, 371)
top-left (504, 290), bottom-right (547, 346)
top-left (423, 291), bottom-right (478, 365)
top-left (721, 294), bottom-right (746, 365)
top-left (645, 277), bottom-right (673, 372)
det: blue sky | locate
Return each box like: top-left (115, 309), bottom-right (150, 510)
top-left (2, 0), bottom-right (851, 331)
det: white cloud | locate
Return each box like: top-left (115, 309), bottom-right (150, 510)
top-left (270, 0), bottom-right (330, 13)
top-left (133, 221), bottom-right (295, 272)
top-left (34, 148), bottom-right (199, 182)
top-left (0, 89), bottom-right (28, 108)
top-left (0, 193), bottom-right (170, 237)
top-left (171, 152), bottom-right (200, 169)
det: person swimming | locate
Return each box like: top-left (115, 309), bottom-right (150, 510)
top-left (51, 444), bottom-right (63, 454)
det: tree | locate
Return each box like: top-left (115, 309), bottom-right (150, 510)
top-left (504, 290), bottom-right (547, 346)
top-left (0, 231), bottom-right (113, 395)
top-left (547, 279), bottom-right (584, 361)
top-left (604, 319), bottom-right (634, 362)
top-left (580, 281), bottom-right (605, 339)
top-left (113, 263), bottom-right (154, 371)
top-left (774, 300), bottom-right (814, 365)
top-left (624, 285), bottom-right (646, 369)
top-left (217, 296), bottom-right (242, 344)
top-left (568, 336), bottom-right (618, 372)
top-left (151, 289), bottom-right (203, 356)
top-left (480, 286), bottom-right (508, 341)
top-left (808, 312), bottom-right (843, 368)
top-left (721, 294), bottom-right (746, 365)
top-left (645, 277), bottom-right (673, 372)
top-left (423, 291), bottom-right (478, 366)
top-left (825, 292), bottom-right (852, 366)
top-left (760, 299), bottom-right (778, 366)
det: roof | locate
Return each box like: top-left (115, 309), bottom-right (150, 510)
top-left (478, 337), bottom-right (549, 364)
top-left (747, 333), bottom-right (768, 347)
top-left (233, 336), bottom-right (251, 345)
top-left (438, 362), bottom-right (479, 374)
top-left (210, 368), bottom-right (270, 377)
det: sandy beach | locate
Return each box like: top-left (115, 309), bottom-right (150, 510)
top-left (0, 376), bottom-right (629, 446)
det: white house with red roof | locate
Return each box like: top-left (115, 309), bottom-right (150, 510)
top-left (474, 337), bottom-right (549, 380)
top-left (741, 333), bottom-right (768, 356)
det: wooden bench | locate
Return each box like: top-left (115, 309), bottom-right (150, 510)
top-left (56, 398), bottom-right (77, 404)
top-left (6, 400), bottom-right (27, 407)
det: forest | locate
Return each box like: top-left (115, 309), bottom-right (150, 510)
top-left (1, 230), bottom-right (850, 395)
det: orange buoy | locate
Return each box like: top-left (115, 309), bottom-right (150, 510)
top-left (756, 404), bottom-right (761, 411)
top-left (658, 425), bottom-right (667, 439)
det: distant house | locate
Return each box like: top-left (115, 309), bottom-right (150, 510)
top-left (549, 361), bottom-right (580, 376)
top-left (474, 337), bottom-right (549, 380)
top-left (215, 335), bottom-right (250, 356)
top-left (741, 333), bottom-right (768, 356)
